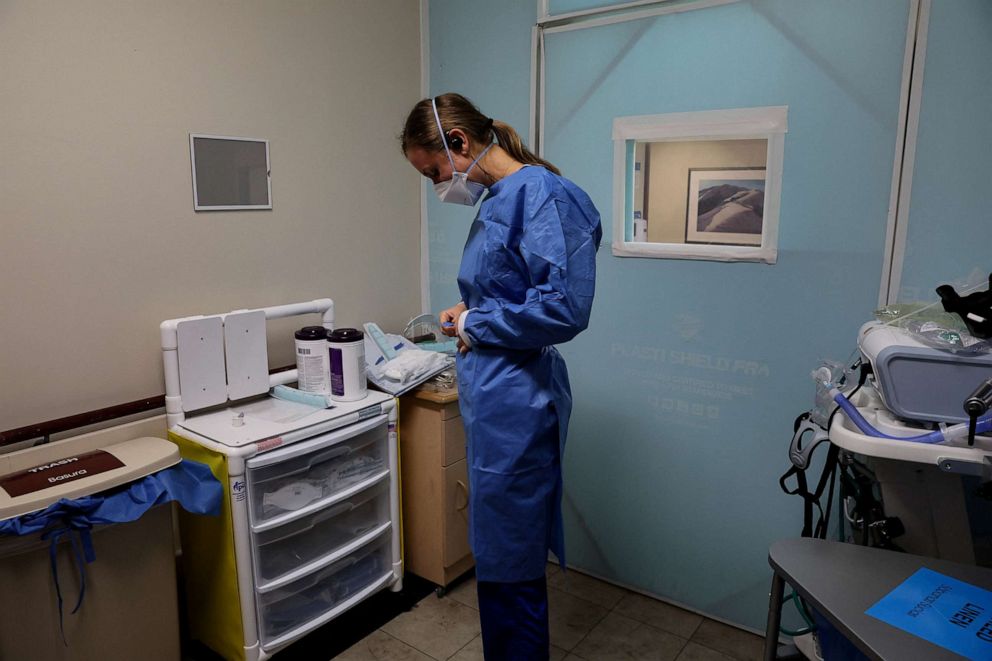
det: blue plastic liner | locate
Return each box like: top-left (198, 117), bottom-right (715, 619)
top-left (0, 459), bottom-right (222, 644)
top-left (0, 458), bottom-right (221, 534)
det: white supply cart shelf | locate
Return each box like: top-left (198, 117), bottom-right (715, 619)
top-left (162, 300), bottom-right (402, 661)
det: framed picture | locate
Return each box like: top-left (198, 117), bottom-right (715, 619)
top-left (685, 168), bottom-right (766, 246)
top-left (190, 134), bottom-right (272, 211)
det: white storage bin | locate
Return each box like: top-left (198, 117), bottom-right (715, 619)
top-left (257, 535), bottom-right (391, 645)
top-left (246, 417), bottom-right (388, 525)
top-left (252, 478), bottom-right (391, 585)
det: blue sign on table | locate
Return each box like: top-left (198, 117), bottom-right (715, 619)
top-left (866, 567), bottom-right (992, 660)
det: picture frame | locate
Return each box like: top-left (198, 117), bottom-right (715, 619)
top-left (685, 168), bottom-right (766, 246)
top-left (189, 134), bottom-right (272, 211)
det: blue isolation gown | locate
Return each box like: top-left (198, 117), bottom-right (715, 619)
top-left (456, 165), bottom-right (602, 583)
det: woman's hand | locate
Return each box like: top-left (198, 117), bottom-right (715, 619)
top-left (439, 302), bottom-right (467, 337)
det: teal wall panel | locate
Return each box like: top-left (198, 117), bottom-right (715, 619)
top-left (898, 1), bottom-right (992, 301)
top-left (426, 0), bottom-right (536, 314)
top-left (544, 1), bottom-right (910, 629)
top-left (428, 0), bottom-right (914, 631)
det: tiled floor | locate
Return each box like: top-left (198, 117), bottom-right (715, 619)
top-left (334, 565), bottom-right (765, 661)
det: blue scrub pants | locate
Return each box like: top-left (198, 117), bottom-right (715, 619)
top-left (477, 576), bottom-right (550, 660)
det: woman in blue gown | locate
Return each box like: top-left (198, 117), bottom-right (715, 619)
top-left (402, 92), bottom-right (602, 660)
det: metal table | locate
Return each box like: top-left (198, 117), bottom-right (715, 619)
top-left (764, 538), bottom-right (992, 660)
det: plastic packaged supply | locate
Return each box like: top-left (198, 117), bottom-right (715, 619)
top-left (382, 349), bottom-right (450, 385)
top-left (262, 481), bottom-right (322, 514)
top-left (874, 304), bottom-right (991, 354)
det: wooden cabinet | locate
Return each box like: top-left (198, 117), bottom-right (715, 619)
top-left (398, 388), bottom-right (474, 588)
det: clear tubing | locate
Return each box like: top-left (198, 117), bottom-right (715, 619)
top-left (828, 386), bottom-right (992, 444)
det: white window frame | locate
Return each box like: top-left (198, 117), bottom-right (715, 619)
top-left (611, 106), bottom-right (787, 263)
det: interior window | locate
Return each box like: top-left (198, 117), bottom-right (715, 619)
top-left (612, 107), bottom-right (787, 263)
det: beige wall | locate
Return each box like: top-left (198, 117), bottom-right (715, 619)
top-left (646, 139), bottom-right (767, 243)
top-left (0, 1), bottom-right (423, 431)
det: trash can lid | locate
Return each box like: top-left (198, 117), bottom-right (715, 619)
top-left (0, 436), bottom-right (180, 521)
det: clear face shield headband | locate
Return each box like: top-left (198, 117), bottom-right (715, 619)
top-left (431, 97), bottom-right (494, 206)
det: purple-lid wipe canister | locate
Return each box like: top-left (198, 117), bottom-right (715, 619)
top-left (328, 328), bottom-right (367, 402)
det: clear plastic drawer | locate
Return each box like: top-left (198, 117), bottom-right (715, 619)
top-left (257, 535), bottom-right (391, 645)
top-left (252, 479), bottom-right (391, 586)
top-left (246, 417), bottom-right (388, 526)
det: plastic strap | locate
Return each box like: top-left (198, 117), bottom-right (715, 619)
top-left (41, 523), bottom-right (95, 647)
top-left (789, 419), bottom-right (831, 471)
top-left (780, 412), bottom-right (839, 538)
top-left (431, 98), bottom-right (457, 171)
top-left (431, 97), bottom-right (495, 172)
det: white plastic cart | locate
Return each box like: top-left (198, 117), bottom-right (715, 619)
top-left (161, 299), bottom-right (402, 661)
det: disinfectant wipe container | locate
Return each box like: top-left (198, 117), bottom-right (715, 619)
top-left (328, 328), bottom-right (367, 402)
top-left (295, 326), bottom-right (332, 394)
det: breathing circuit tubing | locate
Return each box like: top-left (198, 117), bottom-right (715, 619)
top-left (824, 383), bottom-right (992, 443)
top-left (827, 384), bottom-right (992, 444)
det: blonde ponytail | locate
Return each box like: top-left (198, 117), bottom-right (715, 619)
top-left (491, 120), bottom-right (560, 176)
top-left (401, 93), bottom-right (561, 176)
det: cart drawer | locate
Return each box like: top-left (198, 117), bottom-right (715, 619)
top-left (247, 420), bottom-right (388, 525)
top-left (443, 458), bottom-right (471, 568)
top-left (252, 480), bottom-right (390, 586)
top-left (257, 535), bottom-right (391, 645)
